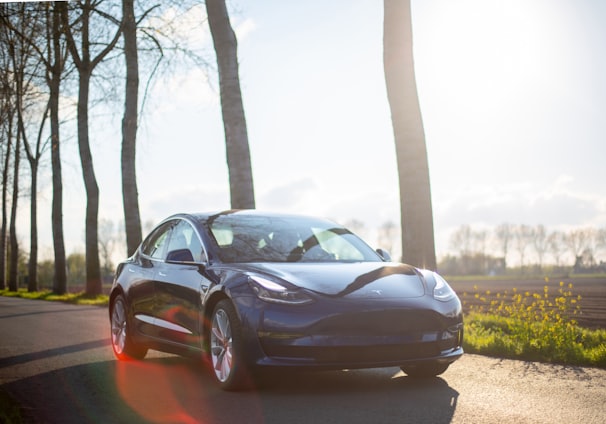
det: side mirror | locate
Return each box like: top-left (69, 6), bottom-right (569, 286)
top-left (166, 248), bottom-right (194, 263)
top-left (376, 248), bottom-right (392, 262)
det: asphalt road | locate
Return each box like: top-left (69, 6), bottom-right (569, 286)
top-left (1, 296), bottom-right (605, 424)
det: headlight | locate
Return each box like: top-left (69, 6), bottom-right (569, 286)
top-left (248, 275), bottom-right (313, 305)
top-left (433, 273), bottom-right (457, 302)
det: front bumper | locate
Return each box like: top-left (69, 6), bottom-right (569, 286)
top-left (243, 295), bottom-right (464, 369)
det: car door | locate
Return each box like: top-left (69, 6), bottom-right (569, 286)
top-left (129, 220), bottom-right (174, 339)
top-left (154, 219), bottom-right (212, 347)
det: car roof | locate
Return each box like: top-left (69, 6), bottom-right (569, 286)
top-left (166, 210), bottom-right (337, 225)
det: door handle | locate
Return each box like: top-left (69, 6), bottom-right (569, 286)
top-left (158, 272), bottom-right (167, 277)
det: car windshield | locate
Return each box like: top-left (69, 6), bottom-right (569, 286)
top-left (207, 214), bottom-right (382, 263)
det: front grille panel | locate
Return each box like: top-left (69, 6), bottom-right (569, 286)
top-left (262, 343), bottom-right (440, 363)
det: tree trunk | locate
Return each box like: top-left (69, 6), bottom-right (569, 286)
top-left (50, 2), bottom-right (67, 294)
top-left (8, 133), bottom-right (20, 291)
top-left (121, 0), bottom-right (142, 256)
top-left (383, 0), bottom-right (436, 269)
top-left (18, 95), bottom-right (49, 293)
top-left (28, 160), bottom-right (38, 291)
top-left (0, 113), bottom-right (13, 290)
top-left (206, 0), bottom-right (255, 209)
top-left (77, 70), bottom-right (102, 296)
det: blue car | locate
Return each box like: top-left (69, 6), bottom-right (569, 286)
top-left (109, 210), bottom-right (463, 390)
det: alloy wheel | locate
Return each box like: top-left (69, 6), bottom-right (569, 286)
top-left (111, 298), bottom-right (127, 355)
top-left (210, 308), bottom-right (233, 383)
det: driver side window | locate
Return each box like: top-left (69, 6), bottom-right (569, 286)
top-left (141, 221), bottom-right (173, 259)
top-left (165, 220), bottom-right (207, 263)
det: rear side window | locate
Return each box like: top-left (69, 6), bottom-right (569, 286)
top-left (210, 224), bottom-right (234, 247)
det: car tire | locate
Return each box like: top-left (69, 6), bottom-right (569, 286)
top-left (209, 299), bottom-right (250, 391)
top-left (110, 294), bottom-right (147, 360)
top-left (401, 362), bottom-right (450, 378)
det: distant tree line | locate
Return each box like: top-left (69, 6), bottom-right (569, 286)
top-left (439, 223), bottom-right (606, 276)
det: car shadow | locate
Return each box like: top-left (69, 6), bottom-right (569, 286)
top-left (4, 356), bottom-right (459, 424)
top-left (0, 339), bottom-right (110, 369)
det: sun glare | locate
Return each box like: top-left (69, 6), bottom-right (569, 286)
top-left (413, 0), bottom-right (573, 137)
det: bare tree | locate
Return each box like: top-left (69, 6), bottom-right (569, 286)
top-left (0, 110), bottom-right (13, 291)
top-left (0, 132), bottom-right (8, 289)
top-left (47, 2), bottom-right (68, 294)
top-left (121, 0), bottom-right (141, 256)
top-left (584, 228), bottom-right (605, 265)
top-left (206, 0), bottom-right (255, 209)
top-left (383, 0), bottom-right (435, 269)
top-left (0, 23), bottom-right (14, 290)
top-left (494, 223), bottom-right (512, 269)
top-left (597, 228), bottom-right (606, 261)
top-left (0, 3), bottom-right (27, 291)
top-left (450, 225), bottom-right (472, 274)
top-left (4, 3), bottom-right (51, 292)
top-left (98, 218), bottom-right (122, 276)
top-left (532, 224), bottom-right (549, 271)
top-left (564, 228), bottom-right (590, 266)
top-left (3, 3), bottom-right (72, 294)
top-left (513, 224), bottom-right (533, 273)
top-left (8, 128), bottom-right (20, 291)
top-left (377, 220), bottom-right (398, 254)
top-left (474, 229), bottom-right (488, 274)
top-left (60, 0), bottom-right (123, 296)
top-left (547, 230), bottom-right (565, 267)
top-left (450, 225), bottom-right (472, 257)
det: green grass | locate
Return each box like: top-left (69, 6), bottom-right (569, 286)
top-left (0, 288), bottom-right (109, 306)
top-left (462, 280), bottom-right (606, 368)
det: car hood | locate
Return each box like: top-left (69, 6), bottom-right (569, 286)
top-left (231, 262), bottom-right (426, 299)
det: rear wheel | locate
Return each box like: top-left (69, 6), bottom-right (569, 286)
top-left (209, 299), bottom-right (250, 390)
top-left (401, 362), bottom-right (450, 378)
top-left (110, 295), bottom-right (147, 360)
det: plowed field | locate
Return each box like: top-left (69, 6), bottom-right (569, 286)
top-left (449, 276), bottom-right (606, 330)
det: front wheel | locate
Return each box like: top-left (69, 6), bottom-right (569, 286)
top-left (209, 299), bottom-right (251, 390)
top-left (110, 295), bottom-right (147, 360)
top-left (401, 362), bottom-right (450, 378)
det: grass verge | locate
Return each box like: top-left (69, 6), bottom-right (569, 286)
top-left (462, 279), bottom-right (606, 368)
top-left (0, 289), bottom-right (109, 306)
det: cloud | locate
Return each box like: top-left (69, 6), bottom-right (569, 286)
top-left (150, 68), bottom-right (216, 116)
top-left (144, 184), bottom-right (230, 224)
top-left (436, 177), bottom-right (605, 229)
top-left (234, 17), bottom-right (256, 40)
top-left (259, 179), bottom-right (318, 211)
top-left (148, 4), bottom-right (210, 47)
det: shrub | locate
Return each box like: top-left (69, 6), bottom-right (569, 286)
top-left (462, 279), bottom-right (606, 368)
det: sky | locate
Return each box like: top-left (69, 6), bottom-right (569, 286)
top-left (19, 0), bottom-right (606, 264)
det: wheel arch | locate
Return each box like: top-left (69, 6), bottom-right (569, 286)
top-left (201, 291), bottom-right (232, 352)
top-left (108, 286), bottom-right (126, 319)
